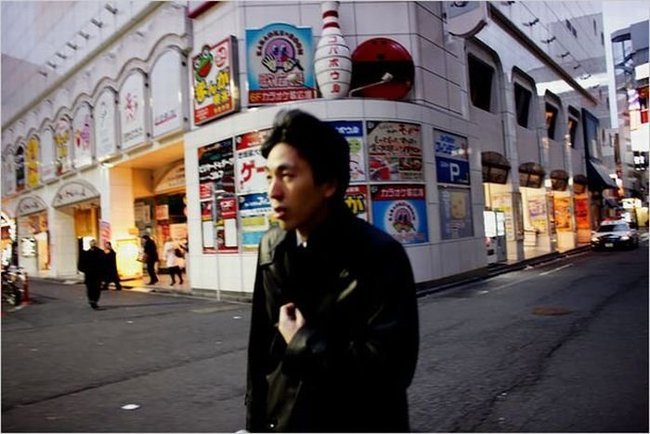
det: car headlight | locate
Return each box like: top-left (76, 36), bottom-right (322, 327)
top-left (591, 236), bottom-right (599, 242)
top-left (621, 235), bottom-right (630, 241)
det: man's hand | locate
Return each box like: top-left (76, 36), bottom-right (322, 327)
top-left (278, 303), bottom-right (305, 344)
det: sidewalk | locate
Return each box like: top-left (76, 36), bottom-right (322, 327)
top-left (33, 244), bottom-right (597, 302)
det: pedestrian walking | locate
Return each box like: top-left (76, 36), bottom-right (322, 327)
top-left (77, 239), bottom-right (105, 310)
top-left (141, 235), bottom-right (159, 285)
top-left (163, 238), bottom-right (183, 285)
top-left (245, 110), bottom-right (419, 432)
top-left (102, 241), bottom-right (121, 291)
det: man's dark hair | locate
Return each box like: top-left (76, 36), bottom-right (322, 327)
top-left (261, 109), bottom-right (350, 202)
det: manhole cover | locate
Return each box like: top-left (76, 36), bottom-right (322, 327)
top-left (532, 306), bottom-right (573, 316)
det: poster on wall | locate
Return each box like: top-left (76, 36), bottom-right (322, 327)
top-left (14, 145), bottom-right (25, 192)
top-left (439, 187), bottom-right (474, 239)
top-left (54, 118), bottom-right (73, 176)
top-left (120, 71), bottom-right (148, 150)
top-left (371, 184), bottom-right (428, 244)
top-left (151, 50), bottom-right (185, 138)
top-left (100, 220), bottom-right (111, 248)
top-left (246, 22), bottom-right (317, 105)
top-left (193, 36), bottom-right (240, 125)
top-left (235, 129), bottom-right (270, 194)
top-left (527, 196), bottom-right (548, 234)
top-left (239, 193), bottom-right (272, 251)
top-left (345, 185), bottom-right (369, 221)
top-left (26, 135), bottom-right (40, 189)
top-left (366, 121), bottom-right (423, 182)
top-left (329, 121), bottom-right (366, 182)
top-left (574, 196), bottom-right (590, 230)
top-left (553, 196), bottom-right (572, 231)
top-left (198, 138), bottom-right (235, 196)
top-left (216, 197), bottom-right (238, 253)
top-left (94, 89), bottom-right (119, 161)
top-left (73, 104), bottom-right (93, 168)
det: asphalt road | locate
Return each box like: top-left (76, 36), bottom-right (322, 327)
top-left (2, 244), bottom-right (648, 432)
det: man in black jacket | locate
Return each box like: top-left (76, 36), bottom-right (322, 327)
top-left (141, 235), bottom-right (159, 284)
top-left (78, 239), bottom-right (105, 310)
top-left (246, 110), bottom-right (419, 432)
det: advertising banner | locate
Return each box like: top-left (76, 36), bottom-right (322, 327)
top-left (198, 138), bottom-right (235, 195)
top-left (26, 135), bottom-right (40, 189)
top-left (367, 121), bottom-right (423, 182)
top-left (371, 184), bottom-right (428, 244)
top-left (216, 197), bottom-right (238, 253)
top-left (439, 187), bottom-right (474, 239)
top-left (344, 185), bottom-right (369, 221)
top-left (329, 121), bottom-right (366, 182)
top-left (434, 129), bottom-right (470, 185)
top-left (54, 118), bottom-right (73, 176)
top-left (246, 23), bottom-right (317, 105)
top-left (239, 193), bottom-right (272, 251)
top-left (527, 196), bottom-right (548, 234)
top-left (193, 36), bottom-right (240, 125)
top-left (574, 196), bottom-right (590, 230)
top-left (151, 50), bottom-right (185, 137)
top-left (235, 129), bottom-right (270, 194)
top-left (94, 89), bottom-right (119, 161)
top-left (120, 71), bottom-right (147, 150)
top-left (553, 196), bottom-right (572, 231)
top-left (40, 128), bottom-right (55, 182)
top-left (73, 104), bottom-right (93, 169)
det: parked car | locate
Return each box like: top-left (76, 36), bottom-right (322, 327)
top-left (591, 220), bottom-right (640, 250)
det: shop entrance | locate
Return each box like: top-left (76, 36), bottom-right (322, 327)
top-left (484, 210), bottom-right (507, 263)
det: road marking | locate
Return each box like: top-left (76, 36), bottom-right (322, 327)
top-left (538, 263), bottom-right (573, 276)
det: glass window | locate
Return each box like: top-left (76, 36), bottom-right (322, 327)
top-left (545, 103), bottom-right (558, 140)
top-left (468, 55), bottom-right (494, 112)
top-left (514, 83), bottom-right (532, 128)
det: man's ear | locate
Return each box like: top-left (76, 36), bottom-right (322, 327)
top-left (322, 180), bottom-right (337, 199)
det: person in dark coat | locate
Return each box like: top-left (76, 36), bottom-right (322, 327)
top-left (77, 239), bottom-right (105, 310)
top-left (101, 241), bottom-right (121, 291)
top-left (141, 235), bottom-right (159, 284)
top-left (245, 110), bottom-right (419, 433)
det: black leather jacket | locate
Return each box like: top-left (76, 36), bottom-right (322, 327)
top-left (246, 206), bottom-right (419, 432)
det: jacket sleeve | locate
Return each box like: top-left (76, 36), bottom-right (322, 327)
top-left (283, 240), bottom-right (419, 390)
top-left (245, 259), bottom-right (272, 431)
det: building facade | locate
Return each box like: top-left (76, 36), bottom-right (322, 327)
top-left (1, 1), bottom-right (613, 299)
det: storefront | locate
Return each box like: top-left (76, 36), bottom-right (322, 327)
top-left (15, 195), bottom-right (50, 274)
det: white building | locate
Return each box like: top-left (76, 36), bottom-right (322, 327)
top-left (1, 1), bottom-right (612, 299)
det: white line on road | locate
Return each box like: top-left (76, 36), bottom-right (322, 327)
top-left (538, 263), bottom-right (574, 276)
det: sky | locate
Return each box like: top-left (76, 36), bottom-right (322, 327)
top-left (601, 0), bottom-right (650, 128)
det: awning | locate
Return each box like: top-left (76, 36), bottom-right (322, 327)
top-left (587, 158), bottom-right (617, 190)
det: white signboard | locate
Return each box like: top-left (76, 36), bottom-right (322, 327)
top-left (151, 50), bottom-right (184, 138)
top-left (73, 103), bottom-right (93, 168)
top-left (95, 89), bottom-right (119, 160)
top-left (120, 71), bottom-right (148, 150)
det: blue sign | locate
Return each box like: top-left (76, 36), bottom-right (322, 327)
top-left (436, 156), bottom-right (470, 185)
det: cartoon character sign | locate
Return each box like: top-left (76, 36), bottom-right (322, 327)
top-left (370, 184), bottom-right (428, 244)
top-left (246, 23), bottom-right (316, 105)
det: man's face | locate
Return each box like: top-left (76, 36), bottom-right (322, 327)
top-left (265, 143), bottom-right (335, 238)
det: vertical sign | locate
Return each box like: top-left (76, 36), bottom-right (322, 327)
top-left (120, 71), bottom-right (148, 150)
top-left (371, 184), bottom-right (428, 244)
top-left (434, 129), bottom-right (470, 185)
top-left (15, 144), bottom-right (25, 192)
top-left (151, 50), bottom-right (185, 138)
top-left (366, 121), bottom-right (423, 181)
top-left (193, 36), bottom-right (240, 125)
top-left (26, 135), bottom-right (40, 189)
top-left (54, 118), bottom-right (73, 175)
top-left (246, 23), bottom-right (317, 105)
top-left (95, 89), bottom-right (119, 160)
top-left (345, 185), bottom-right (369, 221)
top-left (73, 103), bottom-right (93, 169)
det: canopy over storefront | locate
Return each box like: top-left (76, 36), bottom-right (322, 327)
top-left (587, 158), bottom-right (617, 190)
